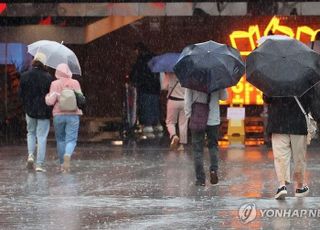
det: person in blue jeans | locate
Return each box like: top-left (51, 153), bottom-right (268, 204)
top-left (53, 115), bottom-right (80, 169)
top-left (185, 88), bottom-right (228, 186)
top-left (19, 53), bottom-right (54, 172)
top-left (25, 116), bottom-right (50, 170)
top-left (46, 63), bottom-right (83, 172)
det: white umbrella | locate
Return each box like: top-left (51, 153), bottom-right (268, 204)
top-left (28, 40), bottom-right (81, 75)
top-left (257, 35), bottom-right (291, 46)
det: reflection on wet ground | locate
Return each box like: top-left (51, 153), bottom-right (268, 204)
top-left (0, 142), bottom-right (320, 229)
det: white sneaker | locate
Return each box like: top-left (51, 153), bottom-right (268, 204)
top-left (26, 154), bottom-right (34, 169)
top-left (154, 125), bottom-right (163, 132)
top-left (143, 126), bottom-right (154, 133)
top-left (35, 166), bottom-right (46, 172)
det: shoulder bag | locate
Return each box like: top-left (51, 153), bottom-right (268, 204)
top-left (189, 94), bottom-right (210, 132)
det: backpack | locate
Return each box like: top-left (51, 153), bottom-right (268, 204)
top-left (59, 87), bottom-right (77, 111)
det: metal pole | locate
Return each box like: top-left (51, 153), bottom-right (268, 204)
top-left (4, 42), bottom-right (8, 142)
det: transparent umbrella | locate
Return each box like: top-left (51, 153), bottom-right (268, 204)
top-left (27, 40), bottom-right (81, 75)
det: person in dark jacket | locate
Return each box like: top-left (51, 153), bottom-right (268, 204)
top-left (129, 42), bottom-right (162, 135)
top-left (19, 53), bottom-right (54, 172)
top-left (309, 31), bottom-right (320, 138)
top-left (263, 90), bottom-right (317, 200)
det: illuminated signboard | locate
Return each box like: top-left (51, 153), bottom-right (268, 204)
top-left (223, 16), bottom-right (320, 105)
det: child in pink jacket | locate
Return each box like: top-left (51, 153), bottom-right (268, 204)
top-left (46, 63), bottom-right (83, 172)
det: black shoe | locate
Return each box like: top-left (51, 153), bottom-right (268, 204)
top-left (275, 186), bottom-right (287, 200)
top-left (210, 171), bottom-right (218, 185)
top-left (295, 185), bottom-right (309, 197)
top-left (195, 180), bottom-right (205, 186)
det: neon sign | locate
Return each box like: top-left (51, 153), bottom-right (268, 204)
top-left (224, 16), bottom-right (320, 105)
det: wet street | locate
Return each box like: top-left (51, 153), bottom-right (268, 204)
top-left (1, 141), bottom-right (320, 229)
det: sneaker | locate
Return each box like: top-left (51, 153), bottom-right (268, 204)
top-left (62, 155), bottom-right (71, 172)
top-left (35, 166), bottom-right (46, 172)
top-left (195, 180), bottom-right (205, 186)
top-left (170, 135), bottom-right (180, 150)
top-left (275, 186), bottom-right (287, 200)
top-left (210, 171), bottom-right (219, 185)
top-left (295, 185), bottom-right (309, 197)
top-left (144, 132), bottom-right (156, 139)
top-left (143, 126), bottom-right (154, 133)
top-left (26, 154), bottom-right (34, 169)
top-left (177, 144), bottom-right (184, 151)
top-left (154, 124), bottom-right (163, 132)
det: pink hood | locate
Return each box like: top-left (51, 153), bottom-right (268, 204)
top-left (45, 63), bottom-right (83, 116)
top-left (55, 63), bottom-right (73, 79)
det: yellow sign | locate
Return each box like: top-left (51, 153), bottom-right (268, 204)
top-left (225, 16), bottom-right (320, 105)
top-left (229, 16), bottom-right (319, 56)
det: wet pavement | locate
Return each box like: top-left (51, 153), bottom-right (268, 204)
top-left (1, 141), bottom-right (320, 230)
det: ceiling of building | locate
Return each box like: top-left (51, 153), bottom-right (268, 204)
top-left (0, 2), bottom-right (319, 44)
top-left (0, 16), bottom-right (104, 27)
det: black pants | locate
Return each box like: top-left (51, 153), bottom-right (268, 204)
top-left (191, 125), bottom-right (219, 182)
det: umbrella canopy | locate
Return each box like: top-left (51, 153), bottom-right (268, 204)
top-left (246, 38), bottom-right (320, 97)
top-left (148, 52), bottom-right (180, 73)
top-left (173, 40), bottom-right (245, 93)
top-left (257, 35), bottom-right (291, 46)
top-left (28, 40), bottom-right (81, 75)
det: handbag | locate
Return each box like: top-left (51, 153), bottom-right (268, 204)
top-left (294, 96), bottom-right (317, 144)
top-left (189, 94), bottom-right (210, 132)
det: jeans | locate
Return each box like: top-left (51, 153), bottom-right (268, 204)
top-left (138, 93), bottom-right (160, 126)
top-left (191, 125), bottom-right (219, 182)
top-left (53, 115), bottom-right (80, 164)
top-left (26, 114), bottom-right (50, 166)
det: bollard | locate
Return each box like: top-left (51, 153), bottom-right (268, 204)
top-left (226, 106), bottom-right (245, 147)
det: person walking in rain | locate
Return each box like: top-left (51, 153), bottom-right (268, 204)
top-left (309, 31), bottom-right (320, 139)
top-left (263, 91), bottom-right (319, 199)
top-left (19, 52), bottom-right (54, 172)
top-left (185, 88), bottom-right (228, 186)
top-left (45, 63), bottom-right (83, 172)
top-left (162, 72), bottom-right (188, 151)
top-left (129, 42), bottom-right (163, 135)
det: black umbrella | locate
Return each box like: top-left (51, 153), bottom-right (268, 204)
top-left (173, 40), bottom-right (245, 93)
top-left (246, 38), bottom-right (320, 97)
